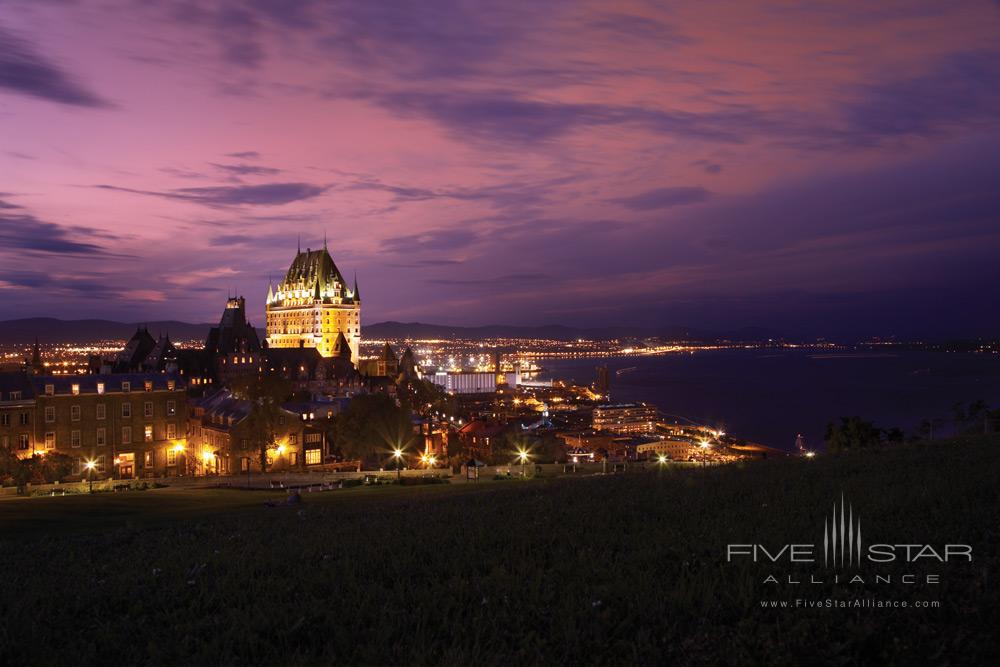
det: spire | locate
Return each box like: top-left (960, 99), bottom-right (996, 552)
top-left (314, 275), bottom-right (322, 301)
top-left (379, 342), bottom-right (397, 362)
top-left (352, 272), bottom-right (360, 301)
top-left (297, 234), bottom-right (301, 254)
top-left (323, 229), bottom-right (327, 250)
top-left (266, 281), bottom-right (274, 304)
top-left (334, 331), bottom-right (351, 358)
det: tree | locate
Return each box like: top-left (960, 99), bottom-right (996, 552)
top-left (883, 427), bottom-right (905, 445)
top-left (237, 372), bottom-right (293, 473)
top-left (330, 393), bottom-right (414, 467)
top-left (825, 416), bottom-right (882, 452)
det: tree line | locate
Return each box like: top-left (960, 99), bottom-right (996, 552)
top-left (825, 399), bottom-right (1000, 452)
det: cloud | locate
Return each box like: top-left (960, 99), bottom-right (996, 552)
top-left (610, 186), bottom-right (713, 210)
top-left (381, 228), bottom-right (480, 254)
top-left (350, 89), bottom-right (769, 144)
top-left (221, 40), bottom-right (265, 69)
top-left (0, 204), bottom-right (121, 255)
top-left (225, 151), bottom-right (261, 159)
top-left (210, 162), bottom-right (282, 176)
top-left (0, 26), bottom-right (110, 107)
top-left (841, 50), bottom-right (1000, 143)
top-left (94, 182), bottom-right (328, 207)
top-left (425, 272), bottom-right (549, 286)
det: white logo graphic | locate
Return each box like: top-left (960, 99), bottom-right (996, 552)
top-left (824, 494), bottom-right (862, 568)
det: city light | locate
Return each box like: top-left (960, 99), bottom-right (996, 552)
top-left (657, 454), bottom-right (668, 464)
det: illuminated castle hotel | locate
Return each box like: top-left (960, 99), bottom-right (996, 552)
top-left (265, 241), bottom-right (361, 364)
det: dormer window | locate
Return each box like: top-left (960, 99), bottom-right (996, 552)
top-left (45, 384), bottom-right (54, 396)
top-left (122, 381), bottom-right (131, 393)
top-left (144, 380), bottom-right (153, 392)
top-left (97, 382), bottom-right (105, 395)
top-left (71, 383), bottom-right (80, 396)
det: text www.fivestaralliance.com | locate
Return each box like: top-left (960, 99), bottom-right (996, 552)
top-left (760, 599), bottom-right (940, 609)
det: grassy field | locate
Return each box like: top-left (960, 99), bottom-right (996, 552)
top-left (0, 439), bottom-right (997, 665)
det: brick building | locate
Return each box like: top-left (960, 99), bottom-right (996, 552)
top-left (3, 372), bottom-right (189, 478)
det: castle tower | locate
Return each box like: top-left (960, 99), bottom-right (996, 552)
top-left (265, 244), bottom-right (361, 364)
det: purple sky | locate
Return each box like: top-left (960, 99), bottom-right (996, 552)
top-left (2, 1), bottom-right (999, 338)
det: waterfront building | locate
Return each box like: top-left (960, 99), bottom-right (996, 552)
top-left (265, 242), bottom-right (361, 364)
top-left (636, 439), bottom-right (697, 461)
top-left (428, 369), bottom-right (522, 395)
top-left (592, 403), bottom-right (659, 434)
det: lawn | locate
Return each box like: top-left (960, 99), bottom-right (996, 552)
top-left (0, 439), bottom-right (997, 665)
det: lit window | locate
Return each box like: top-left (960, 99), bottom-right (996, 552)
top-left (144, 380), bottom-right (153, 392)
top-left (166, 400), bottom-right (176, 416)
top-left (71, 383), bottom-right (80, 395)
top-left (166, 423), bottom-right (176, 439)
top-left (144, 425), bottom-right (153, 442)
top-left (167, 380), bottom-right (175, 391)
top-left (305, 449), bottom-right (321, 465)
top-left (44, 432), bottom-right (55, 449)
top-left (97, 382), bottom-right (105, 395)
top-left (167, 449), bottom-right (176, 466)
top-left (144, 451), bottom-right (153, 467)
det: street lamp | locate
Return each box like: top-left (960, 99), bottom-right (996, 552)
top-left (516, 448), bottom-right (529, 477)
top-left (392, 448), bottom-right (404, 481)
top-left (84, 459), bottom-right (96, 493)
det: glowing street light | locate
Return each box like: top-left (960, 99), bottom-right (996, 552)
top-left (516, 448), bottom-right (530, 477)
top-left (84, 459), bottom-right (96, 493)
top-left (392, 448), bottom-right (404, 481)
top-left (657, 454), bottom-right (668, 465)
top-left (805, 451), bottom-right (816, 458)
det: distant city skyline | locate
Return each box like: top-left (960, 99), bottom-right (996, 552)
top-left (2, 1), bottom-right (1000, 339)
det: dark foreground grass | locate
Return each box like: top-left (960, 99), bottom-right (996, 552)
top-left (0, 440), bottom-right (997, 666)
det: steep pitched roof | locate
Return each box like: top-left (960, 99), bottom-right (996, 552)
top-left (378, 342), bottom-right (397, 362)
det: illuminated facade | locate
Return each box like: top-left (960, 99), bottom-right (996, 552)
top-left (265, 242), bottom-right (361, 364)
top-left (592, 403), bottom-right (659, 434)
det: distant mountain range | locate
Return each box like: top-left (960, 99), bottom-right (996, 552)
top-left (0, 317), bottom-right (782, 345)
top-left (0, 318), bottom-right (215, 344)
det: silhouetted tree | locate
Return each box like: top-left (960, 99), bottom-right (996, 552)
top-left (825, 416), bottom-right (881, 452)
